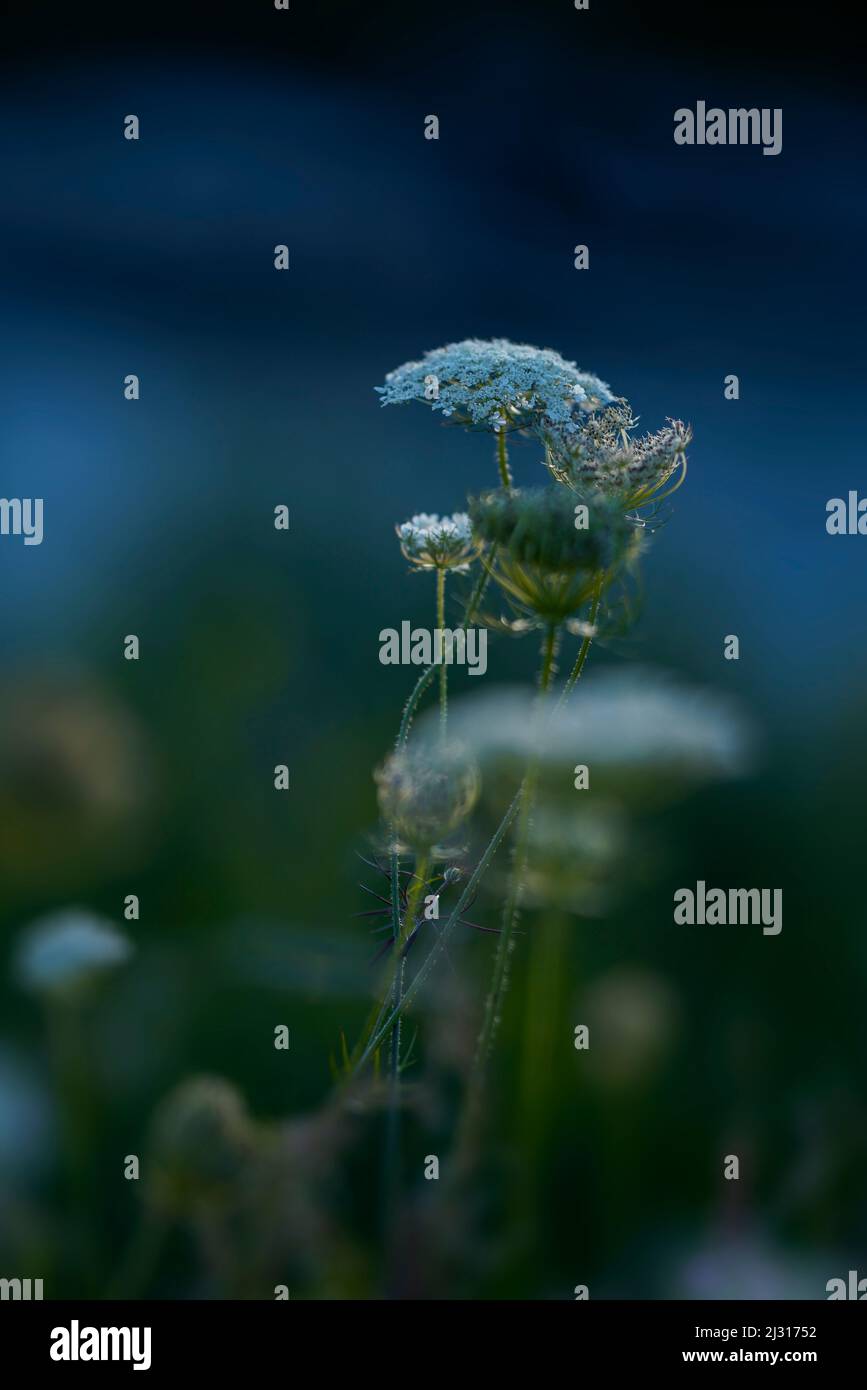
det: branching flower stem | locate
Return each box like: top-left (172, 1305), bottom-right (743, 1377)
top-left (353, 788), bottom-right (523, 1077)
top-left (395, 434), bottom-right (510, 752)
top-left (453, 582), bottom-right (603, 1172)
top-left (364, 432), bottom-right (516, 1083)
top-left (381, 850), bottom-right (429, 1224)
top-left (384, 565), bottom-right (448, 1096)
top-left (359, 566), bottom-right (604, 1084)
top-left (557, 570), bottom-right (604, 708)
top-left (393, 550), bottom-right (493, 755)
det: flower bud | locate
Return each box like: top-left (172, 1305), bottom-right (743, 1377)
top-left (470, 486), bottom-right (630, 574)
top-left (374, 742), bottom-right (479, 850)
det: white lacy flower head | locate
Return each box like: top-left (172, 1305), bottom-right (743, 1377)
top-left (396, 511), bottom-right (478, 571)
top-left (13, 908), bottom-right (134, 998)
top-left (440, 669), bottom-right (755, 802)
top-left (376, 339), bottom-right (615, 433)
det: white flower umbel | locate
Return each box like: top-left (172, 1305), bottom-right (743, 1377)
top-left (377, 339), bottom-right (615, 434)
top-left (439, 668), bottom-right (754, 799)
top-left (395, 512), bottom-right (482, 740)
top-left (396, 512), bottom-right (477, 573)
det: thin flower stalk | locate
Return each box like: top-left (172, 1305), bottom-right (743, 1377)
top-left (352, 787), bottom-right (523, 1076)
top-left (471, 624), bottom-right (559, 1084)
top-left (496, 428), bottom-right (512, 489)
top-left (436, 567), bottom-right (447, 740)
top-left (558, 570), bottom-right (605, 708)
top-left (382, 852), bottom-right (429, 1216)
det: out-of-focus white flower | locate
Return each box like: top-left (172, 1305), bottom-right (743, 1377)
top-left (519, 804), bottom-right (628, 913)
top-left (441, 669), bottom-right (754, 800)
top-left (13, 908), bottom-right (134, 998)
top-left (582, 967), bottom-right (679, 1086)
top-left (667, 1227), bottom-right (829, 1300)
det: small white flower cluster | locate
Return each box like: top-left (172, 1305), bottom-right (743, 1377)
top-left (396, 511), bottom-right (477, 571)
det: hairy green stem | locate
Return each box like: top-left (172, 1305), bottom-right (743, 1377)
top-left (557, 571), bottom-right (604, 708)
top-left (464, 542), bottom-right (497, 627)
top-left (358, 431), bottom-right (515, 1081)
top-left (452, 585), bottom-right (604, 1177)
top-left (403, 857), bottom-right (429, 948)
top-left (394, 554), bottom-right (491, 753)
top-left (382, 852), bottom-right (428, 1227)
top-left (470, 625), bottom-right (558, 1082)
top-left (353, 790), bottom-right (522, 1076)
top-left (354, 545), bottom-right (507, 1080)
top-left (397, 665), bottom-right (437, 749)
top-left (436, 567), bottom-right (448, 741)
top-left (496, 429), bottom-right (512, 489)
top-left (362, 578), bottom-right (604, 1083)
top-left (385, 837), bottom-right (402, 1058)
top-left (381, 948), bottom-right (406, 1237)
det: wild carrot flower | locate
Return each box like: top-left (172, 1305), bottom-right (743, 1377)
top-left (395, 512), bottom-right (479, 737)
top-left (543, 403), bottom-right (692, 511)
top-left (469, 486), bottom-right (631, 627)
top-left (444, 670), bottom-right (754, 796)
top-left (396, 512), bottom-right (478, 572)
top-left (376, 338), bottom-right (615, 434)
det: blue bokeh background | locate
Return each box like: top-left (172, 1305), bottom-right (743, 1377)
top-left (1, 0), bottom-right (865, 1300)
top-left (2, 8), bottom-right (865, 718)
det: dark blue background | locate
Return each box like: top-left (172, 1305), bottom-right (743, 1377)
top-left (2, 0), bottom-right (864, 727)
